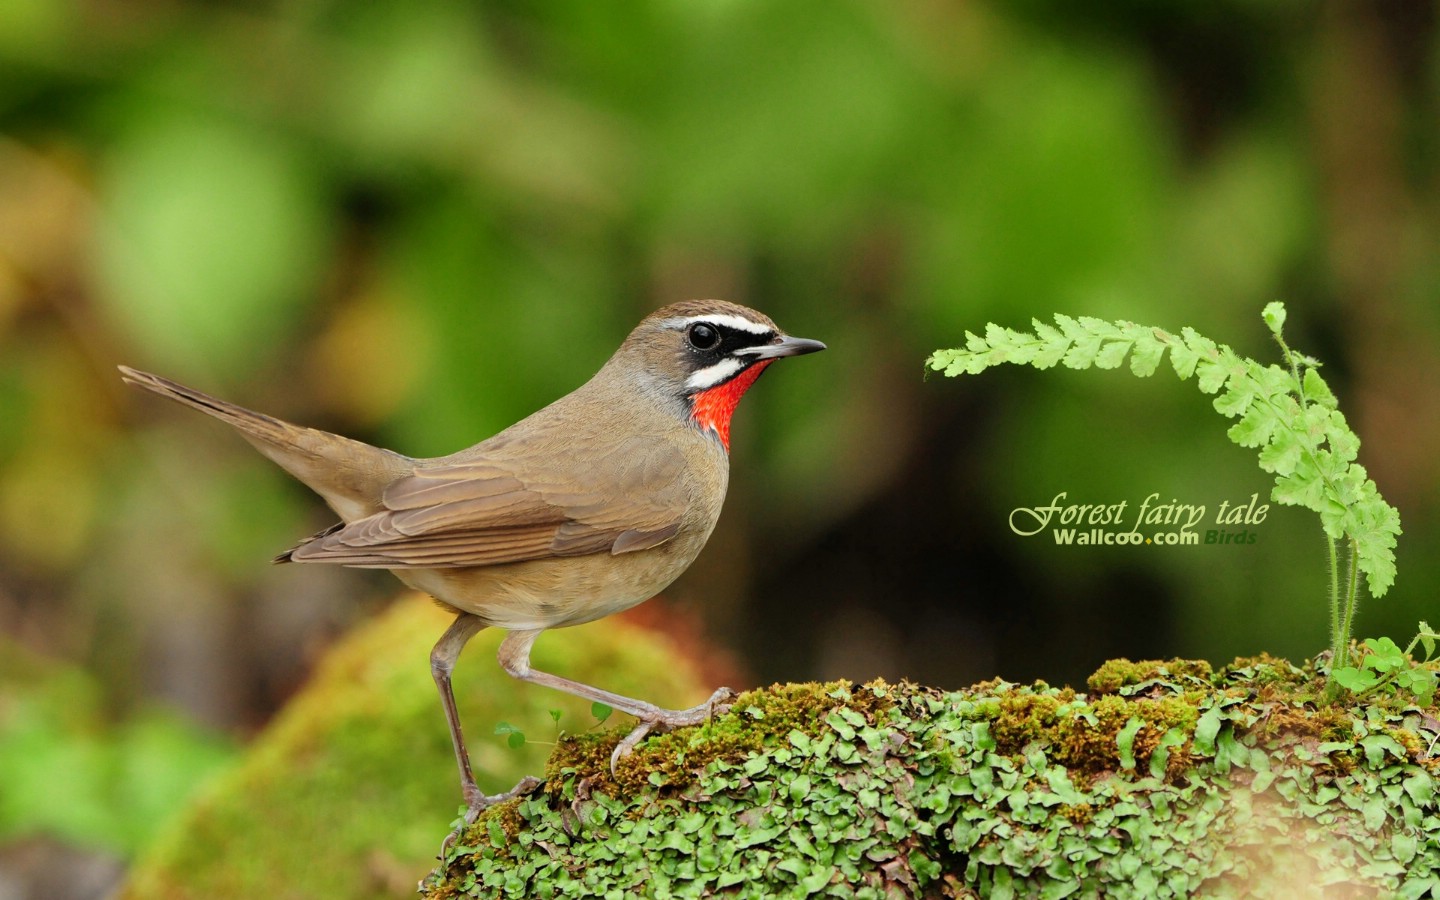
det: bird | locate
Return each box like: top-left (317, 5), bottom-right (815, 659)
top-left (117, 299), bottom-right (825, 825)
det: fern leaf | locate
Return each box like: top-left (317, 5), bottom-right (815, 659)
top-left (1061, 317), bottom-right (1104, 369)
top-left (1129, 329), bottom-right (1166, 377)
top-left (1212, 383), bottom-right (1255, 419)
top-left (1227, 406), bottom-right (1277, 449)
top-left (1168, 340), bottom-right (1199, 380)
top-left (1257, 426), bottom-right (1304, 476)
top-left (1303, 368), bottom-right (1337, 409)
top-left (1031, 318), bottom-right (1070, 369)
top-left (1095, 340), bottom-right (1132, 370)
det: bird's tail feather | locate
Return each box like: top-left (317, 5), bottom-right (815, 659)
top-left (118, 365), bottom-right (410, 522)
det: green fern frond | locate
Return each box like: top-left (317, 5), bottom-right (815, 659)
top-left (928, 304), bottom-right (1402, 666)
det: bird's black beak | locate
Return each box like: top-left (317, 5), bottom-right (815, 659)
top-left (739, 335), bottom-right (827, 360)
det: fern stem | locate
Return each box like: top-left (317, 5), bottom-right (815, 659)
top-left (1327, 536), bottom-right (1342, 668)
top-left (1336, 538), bottom-right (1360, 667)
top-left (1274, 330), bottom-right (1307, 413)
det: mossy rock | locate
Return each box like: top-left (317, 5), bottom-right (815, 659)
top-left (119, 594), bottom-right (713, 899)
top-left (425, 657), bottom-right (1440, 899)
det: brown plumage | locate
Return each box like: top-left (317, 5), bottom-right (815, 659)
top-left (118, 299), bottom-right (824, 831)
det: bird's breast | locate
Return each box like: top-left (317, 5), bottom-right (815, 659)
top-left (399, 394), bottom-right (733, 631)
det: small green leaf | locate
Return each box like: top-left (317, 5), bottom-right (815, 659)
top-left (1272, 467), bottom-right (1327, 513)
top-left (1129, 330), bottom-right (1165, 377)
top-left (1302, 368), bottom-right (1337, 408)
top-left (1168, 339), bottom-right (1199, 379)
top-left (1261, 302), bottom-right (1287, 335)
top-left (1116, 718), bottom-right (1144, 771)
top-left (1031, 318), bottom-right (1070, 369)
top-left (592, 702), bottom-right (613, 724)
top-left (1212, 385), bottom-right (1254, 419)
top-left (1359, 733), bottom-right (1406, 767)
top-left (1062, 328), bottom-right (1103, 369)
top-left (1395, 668), bottom-right (1437, 705)
top-left (1226, 407), bottom-right (1276, 448)
top-left (507, 731), bottom-right (526, 749)
top-left (1095, 340), bottom-right (1132, 370)
top-left (1404, 770), bottom-right (1435, 807)
top-left (1149, 727), bottom-right (1185, 778)
top-left (1327, 424), bottom-right (1360, 463)
top-left (787, 730), bottom-right (812, 754)
top-left (1331, 667), bottom-right (1380, 693)
top-left (1181, 327), bottom-right (1218, 359)
top-left (1033, 318), bottom-right (1064, 345)
top-left (1418, 622), bottom-right (1436, 660)
top-left (1361, 637), bottom-right (1405, 672)
top-left (1257, 426), bottom-right (1303, 476)
top-left (1193, 705), bottom-right (1225, 756)
top-left (485, 816), bottom-right (507, 848)
top-left (1195, 358), bottom-right (1227, 394)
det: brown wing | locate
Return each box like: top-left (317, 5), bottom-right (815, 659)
top-left (280, 435), bottom-right (687, 568)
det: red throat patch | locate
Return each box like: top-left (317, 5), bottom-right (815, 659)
top-left (690, 361), bottom-right (773, 451)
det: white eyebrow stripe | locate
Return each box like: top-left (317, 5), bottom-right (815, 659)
top-left (665, 314), bottom-right (774, 335)
top-left (685, 357), bottom-right (745, 390)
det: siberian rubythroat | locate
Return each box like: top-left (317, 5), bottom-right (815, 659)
top-left (119, 299), bottom-right (824, 823)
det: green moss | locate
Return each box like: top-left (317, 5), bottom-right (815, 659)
top-left (977, 684), bottom-right (1199, 783)
top-left (427, 656), bottom-right (1440, 899)
top-left (1087, 657), bottom-right (1214, 694)
top-left (543, 680), bottom-right (893, 800)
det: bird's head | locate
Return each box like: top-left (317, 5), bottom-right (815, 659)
top-left (616, 300), bottom-right (826, 450)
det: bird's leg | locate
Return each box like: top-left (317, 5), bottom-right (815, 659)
top-left (497, 629), bottom-right (734, 772)
top-left (432, 614), bottom-right (541, 832)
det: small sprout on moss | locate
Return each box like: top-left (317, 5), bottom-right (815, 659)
top-left (1331, 624), bottom-right (1440, 707)
top-left (591, 701), bottom-right (613, 724)
top-left (494, 721), bottom-right (526, 749)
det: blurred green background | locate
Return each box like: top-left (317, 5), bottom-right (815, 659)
top-left (2, 0), bottom-right (1438, 895)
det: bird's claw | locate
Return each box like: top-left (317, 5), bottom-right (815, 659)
top-left (704, 686), bottom-right (738, 717)
top-left (608, 686), bottom-right (737, 774)
top-left (439, 775), bottom-right (543, 863)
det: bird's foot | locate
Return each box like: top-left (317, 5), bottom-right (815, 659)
top-left (609, 686), bottom-right (736, 773)
top-left (439, 775), bottom-right (543, 863)
top-left (463, 774), bottom-right (544, 823)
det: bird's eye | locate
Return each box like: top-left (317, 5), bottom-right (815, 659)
top-left (687, 323), bottom-right (720, 350)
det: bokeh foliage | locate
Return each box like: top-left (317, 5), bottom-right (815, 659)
top-left (0, 635), bottom-right (233, 857)
top-left (0, 0), bottom-right (1438, 888)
